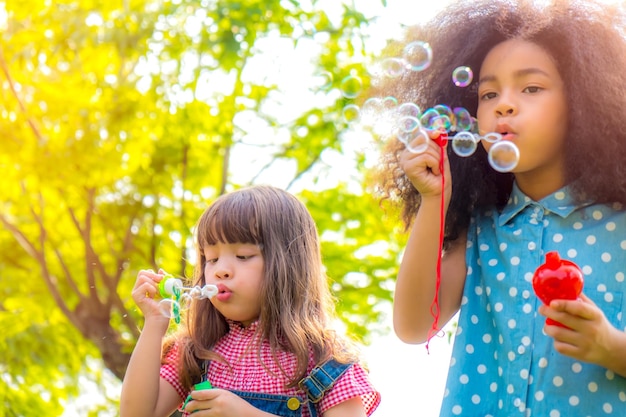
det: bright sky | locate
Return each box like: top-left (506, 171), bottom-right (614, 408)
top-left (364, 315), bottom-right (457, 417)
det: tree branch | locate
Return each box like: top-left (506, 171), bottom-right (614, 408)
top-left (66, 190), bottom-right (100, 302)
top-left (0, 211), bottom-right (79, 331)
top-left (0, 45), bottom-right (45, 143)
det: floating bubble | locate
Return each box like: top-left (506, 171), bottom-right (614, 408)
top-left (451, 131), bottom-right (477, 157)
top-left (452, 66), bottom-right (474, 87)
top-left (362, 97), bottom-right (383, 114)
top-left (434, 104), bottom-right (455, 131)
top-left (380, 57), bottom-right (407, 78)
top-left (189, 286), bottom-right (202, 299)
top-left (381, 96), bottom-right (399, 110)
top-left (359, 97), bottom-right (399, 136)
top-left (158, 298), bottom-right (177, 319)
top-left (359, 98), bottom-right (383, 128)
top-left (396, 115), bottom-right (421, 144)
top-left (488, 140), bottom-right (520, 172)
top-left (178, 293), bottom-right (193, 311)
top-left (342, 104), bottom-right (360, 123)
top-left (312, 71), bottom-right (333, 91)
top-left (403, 41), bottom-right (433, 72)
top-left (453, 107), bottom-right (473, 132)
top-left (420, 107), bottom-right (451, 131)
top-left (340, 75), bottom-right (363, 99)
top-left (405, 127), bottom-right (431, 154)
top-left (419, 108), bottom-right (439, 129)
top-left (396, 102), bottom-right (422, 119)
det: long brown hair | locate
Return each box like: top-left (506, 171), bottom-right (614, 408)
top-left (374, 0), bottom-right (626, 248)
top-left (163, 185), bottom-right (357, 390)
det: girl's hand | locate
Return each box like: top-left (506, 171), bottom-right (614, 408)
top-left (539, 293), bottom-right (626, 376)
top-left (399, 130), bottom-right (451, 201)
top-left (183, 388), bottom-right (271, 417)
top-left (132, 269), bottom-right (170, 322)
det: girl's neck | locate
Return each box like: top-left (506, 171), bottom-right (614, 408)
top-left (514, 168), bottom-right (566, 202)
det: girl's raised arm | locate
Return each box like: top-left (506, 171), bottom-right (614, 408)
top-left (393, 196), bottom-right (467, 344)
top-left (120, 269), bottom-right (183, 417)
top-left (392, 137), bottom-right (467, 344)
top-left (119, 317), bottom-right (181, 417)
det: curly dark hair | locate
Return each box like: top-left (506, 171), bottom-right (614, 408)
top-left (374, 0), bottom-right (626, 247)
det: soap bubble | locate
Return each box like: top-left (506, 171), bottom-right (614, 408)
top-left (434, 104), bottom-right (455, 130)
top-left (395, 115), bottom-right (421, 145)
top-left (340, 75), bottom-right (363, 99)
top-left (189, 286), bottom-right (202, 299)
top-left (452, 66), bottom-right (474, 87)
top-left (158, 298), bottom-right (177, 319)
top-left (395, 116), bottom-right (430, 154)
top-left (380, 57), bottom-right (407, 78)
top-left (396, 102), bottom-right (422, 119)
top-left (488, 140), bottom-right (520, 172)
top-left (406, 127), bottom-right (431, 154)
top-left (453, 107), bottom-right (473, 132)
top-left (342, 104), bottom-right (360, 123)
top-left (451, 131), bottom-right (478, 157)
top-left (403, 41), bottom-right (433, 72)
top-left (421, 107), bottom-right (451, 131)
top-left (178, 293), bottom-right (193, 311)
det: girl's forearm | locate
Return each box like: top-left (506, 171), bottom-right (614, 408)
top-left (393, 196), bottom-right (450, 343)
top-left (120, 318), bottom-right (170, 417)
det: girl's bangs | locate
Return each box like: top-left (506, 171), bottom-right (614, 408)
top-left (197, 196), bottom-right (262, 247)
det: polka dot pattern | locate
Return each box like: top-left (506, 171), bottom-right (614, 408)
top-left (440, 184), bottom-right (626, 416)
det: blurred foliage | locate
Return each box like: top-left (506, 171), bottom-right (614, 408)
top-left (0, 0), bottom-right (406, 414)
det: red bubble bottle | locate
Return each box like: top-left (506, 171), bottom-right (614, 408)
top-left (532, 251), bottom-right (584, 327)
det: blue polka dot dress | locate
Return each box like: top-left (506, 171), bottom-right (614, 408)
top-left (440, 183), bottom-right (626, 416)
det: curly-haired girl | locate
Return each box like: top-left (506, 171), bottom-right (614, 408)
top-left (376, 0), bottom-right (626, 415)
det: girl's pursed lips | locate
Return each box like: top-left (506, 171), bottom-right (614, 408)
top-left (496, 123), bottom-right (515, 135)
top-left (216, 283), bottom-right (231, 293)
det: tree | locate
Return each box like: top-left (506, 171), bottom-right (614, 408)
top-left (0, 0), bottom-right (405, 414)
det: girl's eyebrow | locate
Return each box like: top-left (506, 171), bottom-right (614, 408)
top-left (478, 67), bottom-right (552, 86)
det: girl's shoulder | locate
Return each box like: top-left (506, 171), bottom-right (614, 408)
top-left (311, 360), bottom-right (380, 416)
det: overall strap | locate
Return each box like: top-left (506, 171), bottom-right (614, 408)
top-left (200, 360), bottom-right (209, 383)
top-left (299, 359), bottom-right (352, 404)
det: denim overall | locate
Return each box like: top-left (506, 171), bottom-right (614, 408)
top-left (199, 359), bottom-right (351, 417)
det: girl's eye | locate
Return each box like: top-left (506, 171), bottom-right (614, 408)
top-left (236, 255), bottom-right (253, 260)
top-left (523, 86), bottom-right (542, 93)
top-left (205, 258), bottom-right (218, 265)
top-left (480, 91), bottom-right (497, 101)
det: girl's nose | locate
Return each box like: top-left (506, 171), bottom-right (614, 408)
top-left (496, 106), bottom-right (515, 116)
top-left (216, 271), bottom-right (230, 279)
top-left (495, 95), bottom-right (516, 117)
top-left (214, 262), bottom-right (232, 280)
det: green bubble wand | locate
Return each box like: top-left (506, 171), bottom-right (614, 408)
top-left (157, 274), bottom-right (218, 324)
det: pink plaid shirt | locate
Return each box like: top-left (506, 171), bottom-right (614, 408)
top-left (160, 321), bottom-right (380, 416)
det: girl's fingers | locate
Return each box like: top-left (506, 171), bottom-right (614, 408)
top-left (133, 270), bottom-right (165, 301)
top-left (550, 297), bottom-right (597, 321)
